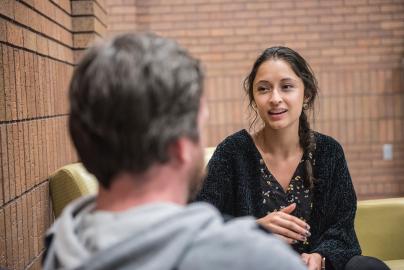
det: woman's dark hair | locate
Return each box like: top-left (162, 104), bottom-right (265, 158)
top-left (243, 46), bottom-right (318, 188)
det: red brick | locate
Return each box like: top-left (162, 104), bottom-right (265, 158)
top-left (11, 201), bottom-right (18, 269)
top-left (33, 55), bottom-right (42, 118)
top-left (381, 20), bottom-right (404, 29)
top-left (0, 125), bottom-right (10, 203)
top-left (0, 129), bottom-right (4, 204)
top-left (6, 125), bottom-right (15, 201)
top-left (16, 199), bottom-right (24, 269)
top-left (0, 208), bottom-right (5, 266)
top-left (0, 0), bottom-right (15, 19)
top-left (12, 123), bottom-right (22, 197)
top-left (40, 120), bottom-right (48, 178)
top-left (33, 121), bottom-right (40, 185)
top-left (3, 46), bottom-right (16, 121)
top-left (12, 49), bottom-right (21, 121)
top-left (14, 1), bottom-right (29, 26)
top-left (0, 46), bottom-right (5, 122)
top-left (321, 48), bottom-right (344, 56)
top-left (319, 15), bottom-right (344, 24)
top-left (44, 120), bottom-right (53, 174)
top-left (21, 195), bottom-right (29, 266)
top-left (23, 29), bottom-right (37, 52)
top-left (6, 22), bottom-right (23, 48)
top-left (344, 0), bottom-right (367, 5)
top-left (36, 121), bottom-right (44, 182)
top-left (27, 122), bottom-right (34, 189)
top-left (24, 52), bottom-right (32, 118)
top-left (32, 190), bottom-right (39, 256)
top-left (331, 6), bottom-right (354, 15)
top-left (381, 4), bottom-right (404, 13)
top-left (19, 50), bottom-right (28, 119)
top-left (0, 18), bottom-right (7, 43)
top-left (357, 5), bottom-right (380, 13)
top-left (26, 192), bottom-right (34, 261)
top-left (4, 204), bottom-right (12, 269)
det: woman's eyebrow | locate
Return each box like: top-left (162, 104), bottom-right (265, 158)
top-left (280, 77), bottom-right (296, 83)
top-left (255, 80), bottom-right (270, 85)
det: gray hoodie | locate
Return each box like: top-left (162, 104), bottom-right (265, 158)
top-left (43, 195), bottom-right (306, 270)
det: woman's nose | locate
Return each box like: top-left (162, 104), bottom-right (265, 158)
top-left (269, 89), bottom-right (282, 105)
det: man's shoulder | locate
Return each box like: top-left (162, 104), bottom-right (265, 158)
top-left (180, 212), bottom-right (306, 270)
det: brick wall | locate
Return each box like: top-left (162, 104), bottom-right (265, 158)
top-left (106, 0), bottom-right (136, 36)
top-left (0, 1), bottom-right (106, 269)
top-left (105, 0), bottom-right (404, 199)
top-left (0, 1), bottom-right (403, 267)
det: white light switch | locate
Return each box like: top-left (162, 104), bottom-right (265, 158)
top-left (383, 144), bottom-right (393, 160)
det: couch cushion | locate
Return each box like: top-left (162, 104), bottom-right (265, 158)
top-left (385, 259), bottom-right (404, 270)
top-left (355, 197), bottom-right (404, 261)
top-left (49, 163), bottom-right (98, 218)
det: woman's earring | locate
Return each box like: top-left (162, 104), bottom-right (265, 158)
top-left (303, 103), bottom-right (309, 110)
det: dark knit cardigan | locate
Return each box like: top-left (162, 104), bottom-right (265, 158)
top-left (197, 129), bottom-right (361, 270)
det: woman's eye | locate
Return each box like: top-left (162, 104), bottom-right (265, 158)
top-left (258, 86), bottom-right (268, 92)
top-left (283, 84), bottom-right (293, 90)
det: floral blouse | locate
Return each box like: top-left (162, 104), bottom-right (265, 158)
top-left (259, 154), bottom-right (313, 253)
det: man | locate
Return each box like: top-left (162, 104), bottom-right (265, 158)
top-left (43, 33), bottom-right (306, 270)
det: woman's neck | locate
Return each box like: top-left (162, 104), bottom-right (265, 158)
top-left (258, 125), bottom-right (301, 159)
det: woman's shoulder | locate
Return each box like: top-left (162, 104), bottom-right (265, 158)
top-left (213, 129), bottom-right (256, 158)
top-left (313, 131), bottom-right (345, 158)
top-left (217, 129), bottom-right (254, 149)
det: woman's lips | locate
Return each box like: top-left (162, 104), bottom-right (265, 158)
top-left (268, 109), bottom-right (288, 115)
top-left (268, 110), bottom-right (287, 115)
top-left (268, 109), bottom-right (287, 120)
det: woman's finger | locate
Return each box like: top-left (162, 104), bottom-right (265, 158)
top-left (267, 223), bottom-right (306, 241)
top-left (257, 212), bottom-right (310, 239)
top-left (307, 256), bottom-right (319, 270)
top-left (301, 253), bottom-right (309, 265)
top-left (276, 216), bottom-right (309, 236)
top-left (279, 211), bottom-right (310, 230)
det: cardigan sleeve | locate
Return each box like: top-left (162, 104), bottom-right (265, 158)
top-left (310, 143), bottom-right (361, 270)
top-left (196, 142), bottom-right (235, 215)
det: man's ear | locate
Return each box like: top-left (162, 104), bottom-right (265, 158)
top-left (167, 138), bottom-right (192, 165)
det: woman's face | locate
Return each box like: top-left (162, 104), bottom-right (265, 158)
top-left (252, 59), bottom-right (305, 132)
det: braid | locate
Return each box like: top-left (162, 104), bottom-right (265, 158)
top-left (299, 112), bottom-right (316, 189)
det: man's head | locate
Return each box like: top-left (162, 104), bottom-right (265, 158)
top-left (69, 33), bottom-right (206, 198)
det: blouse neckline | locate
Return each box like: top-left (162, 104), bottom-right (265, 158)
top-left (240, 129), bottom-right (305, 193)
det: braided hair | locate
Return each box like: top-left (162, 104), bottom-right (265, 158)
top-left (243, 46), bottom-right (318, 188)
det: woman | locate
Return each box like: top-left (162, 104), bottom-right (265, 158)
top-left (197, 47), bottom-right (389, 270)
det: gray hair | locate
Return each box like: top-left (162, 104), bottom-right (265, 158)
top-left (69, 33), bottom-right (204, 188)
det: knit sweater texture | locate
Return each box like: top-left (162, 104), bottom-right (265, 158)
top-left (197, 129), bottom-right (361, 270)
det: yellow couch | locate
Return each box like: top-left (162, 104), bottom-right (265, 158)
top-left (49, 147), bottom-right (217, 218)
top-left (49, 148), bottom-right (404, 269)
top-left (355, 197), bottom-right (404, 269)
top-left (49, 163), bottom-right (98, 217)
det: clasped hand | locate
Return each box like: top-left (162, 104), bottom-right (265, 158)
top-left (257, 203), bottom-right (322, 270)
top-left (257, 203), bottom-right (310, 244)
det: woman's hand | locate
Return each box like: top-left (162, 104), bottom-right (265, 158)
top-left (257, 203), bottom-right (310, 244)
top-left (301, 253), bottom-right (322, 270)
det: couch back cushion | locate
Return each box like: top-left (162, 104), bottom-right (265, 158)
top-left (355, 197), bottom-right (404, 260)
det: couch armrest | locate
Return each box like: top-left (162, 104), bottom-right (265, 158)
top-left (49, 163), bottom-right (98, 218)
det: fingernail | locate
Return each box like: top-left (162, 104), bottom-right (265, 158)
top-left (306, 224), bottom-right (310, 230)
top-left (305, 231), bottom-right (311, 237)
top-left (301, 236), bottom-right (307, 241)
top-left (292, 240), bottom-right (298, 244)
